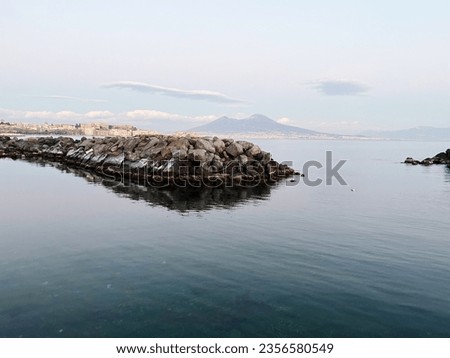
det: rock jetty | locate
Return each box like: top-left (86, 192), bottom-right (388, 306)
top-left (0, 135), bottom-right (295, 187)
top-left (404, 149), bottom-right (450, 167)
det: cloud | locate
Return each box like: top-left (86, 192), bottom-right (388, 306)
top-left (85, 111), bottom-right (115, 119)
top-left (277, 117), bottom-right (294, 125)
top-left (0, 108), bottom-right (85, 121)
top-left (311, 80), bottom-right (370, 96)
top-left (31, 95), bottom-right (107, 103)
top-left (0, 107), bottom-right (215, 124)
top-left (102, 81), bottom-right (247, 104)
top-left (125, 110), bottom-right (215, 123)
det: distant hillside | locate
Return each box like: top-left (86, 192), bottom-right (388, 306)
top-left (362, 126), bottom-right (450, 140)
top-left (188, 114), bottom-right (344, 139)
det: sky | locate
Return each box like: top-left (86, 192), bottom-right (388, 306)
top-left (1, 0), bottom-right (449, 133)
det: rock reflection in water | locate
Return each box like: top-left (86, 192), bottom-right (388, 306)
top-left (25, 159), bottom-right (275, 212)
top-left (444, 166), bottom-right (450, 184)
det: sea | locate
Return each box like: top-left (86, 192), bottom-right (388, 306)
top-left (0, 139), bottom-right (449, 337)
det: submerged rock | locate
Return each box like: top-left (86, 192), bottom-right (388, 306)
top-left (0, 135), bottom-right (295, 187)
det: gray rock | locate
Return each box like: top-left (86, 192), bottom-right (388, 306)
top-left (211, 159), bottom-right (224, 171)
top-left (247, 144), bottom-right (261, 157)
top-left (236, 141), bottom-right (253, 151)
top-left (434, 152), bottom-right (448, 159)
top-left (146, 141), bottom-right (167, 158)
top-left (261, 151), bottom-right (271, 165)
top-left (89, 153), bottom-right (108, 165)
top-left (225, 142), bottom-right (244, 158)
top-left (213, 139), bottom-right (225, 154)
top-left (205, 152), bottom-right (215, 164)
top-left (171, 148), bottom-right (188, 160)
top-left (195, 138), bottom-right (215, 153)
top-left (92, 144), bottom-right (108, 155)
top-left (142, 137), bottom-right (161, 151)
top-left (129, 158), bottom-right (149, 169)
top-left (79, 139), bottom-right (95, 150)
top-left (103, 153), bottom-right (125, 166)
top-left (169, 138), bottom-right (190, 150)
top-left (160, 146), bottom-right (173, 160)
top-left (123, 138), bottom-right (140, 152)
top-left (188, 148), bottom-right (207, 162)
top-left (126, 151), bottom-right (141, 162)
top-left (238, 154), bottom-right (248, 165)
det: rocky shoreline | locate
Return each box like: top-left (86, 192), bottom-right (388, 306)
top-left (404, 149), bottom-right (450, 167)
top-left (0, 135), bottom-right (295, 187)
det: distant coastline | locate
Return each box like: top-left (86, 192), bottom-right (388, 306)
top-left (3, 118), bottom-right (450, 141)
top-left (0, 120), bottom-right (157, 137)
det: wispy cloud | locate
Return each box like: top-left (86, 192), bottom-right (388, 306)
top-left (102, 81), bottom-right (247, 104)
top-left (310, 80), bottom-right (370, 96)
top-left (30, 95), bottom-right (107, 103)
top-left (125, 109), bottom-right (216, 123)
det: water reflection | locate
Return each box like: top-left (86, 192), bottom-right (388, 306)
top-left (444, 166), bottom-right (450, 182)
top-left (443, 166), bottom-right (450, 193)
top-left (22, 159), bottom-right (276, 212)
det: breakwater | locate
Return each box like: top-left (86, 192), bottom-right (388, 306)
top-left (0, 135), bottom-right (295, 187)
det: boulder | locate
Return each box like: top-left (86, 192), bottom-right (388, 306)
top-left (195, 138), bottom-right (215, 153)
top-left (103, 153), bottom-right (125, 166)
top-left (238, 154), bottom-right (248, 165)
top-left (142, 137), bottom-right (161, 151)
top-left (123, 137), bottom-right (140, 152)
top-left (79, 139), bottom-right (95, 150)
top-left (171, 148), bottom-right (188, 160)
top-left (213, 139), bottom-right (225, 154)
top-left (261, 151), bottom-right (271, 165)
top-left (188, 148), bottom-right (207, 162)
top-left (434, 152), bottom-right (448, 159)
top-left (236, 141), bottom-right (253, 151)
top-left (247, 144), bottom-right (261, 157)
top-left (225, 142), bottom-right (244, 158)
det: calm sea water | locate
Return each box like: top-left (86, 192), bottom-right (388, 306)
top-left (0, 140), bottom-right (449, 338)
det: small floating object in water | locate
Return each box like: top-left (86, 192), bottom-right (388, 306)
top-left (58, 329), bottom-right (64, 333)
top-left (106, 284), bottom-right (112, 289)
top-left (350, 188), bottom-right (356, 192)
top-left (289, 179), bottom-right (296, 183)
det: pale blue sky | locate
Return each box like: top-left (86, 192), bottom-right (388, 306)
top-left (1, 0), bottom-right (449, 133)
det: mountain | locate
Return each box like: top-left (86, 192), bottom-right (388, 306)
top-left (361, 126), bottom-right (450, 141)
top-left (188, 114), bottom-right (344, 139)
